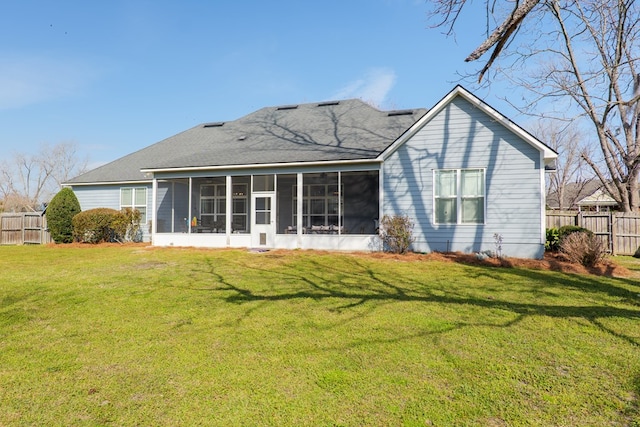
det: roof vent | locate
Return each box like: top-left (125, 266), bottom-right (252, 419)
top-left (317, 101), bottom-right (340, 107)
top-left (387, 110), bottom-right (414, 117)
top-left (276, 105), bottom-right (298, 111)
top-left (203, 122), bottom-right (225, 128)
top-left (238, 135), bottom-right (247, 141)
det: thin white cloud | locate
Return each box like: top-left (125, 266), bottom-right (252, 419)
top-left (0, 54), bottom-right (98, 110)
top-left (331, 68), bottom-right (397, 107)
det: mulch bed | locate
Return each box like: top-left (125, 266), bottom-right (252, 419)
top-left (46, 242), bottom-right (634, 278)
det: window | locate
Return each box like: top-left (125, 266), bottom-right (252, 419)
top-left (200, 183), bottom-right (226, 230)
top-left (434, 169), bottom-right (485, 224)
top-left (121, 187), bottom-right (147, 223)
top-left (292, 184), bottom-right (344, 227)
top-left (255, 196), bottom-right (271, 224)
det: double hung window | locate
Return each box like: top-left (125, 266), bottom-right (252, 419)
top-left (121, 187), bottom-right (147, 223)
top-left (434, 169), bottom-right (485, 224)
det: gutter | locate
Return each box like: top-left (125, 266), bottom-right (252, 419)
top-left (62, 179), bottom-right (153, 187)
top-left (140, 158), bottom-right (383, 174)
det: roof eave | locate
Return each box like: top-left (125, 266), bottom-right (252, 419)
top-left (380, 85), bottom-right (558, 162)
top-left (140, 158), bottom-right (383, 174)
top-left (63, 179), bottom-right (152, 187)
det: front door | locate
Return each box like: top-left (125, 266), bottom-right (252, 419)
top-left (251, 194), bottom-right (275, 247)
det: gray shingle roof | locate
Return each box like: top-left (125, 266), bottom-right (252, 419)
top-left (66, 99), bottom-right (427, 184)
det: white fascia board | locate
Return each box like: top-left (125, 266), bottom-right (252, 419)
top-left (379, 85), bottom-right (559, 162)
top-left (140, 158), bottom-right (382, 174)
top-left (63, 180), bottom-right (152, 187)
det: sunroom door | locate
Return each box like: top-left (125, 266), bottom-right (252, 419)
top-left (251, 194), bottom-right (275, 247)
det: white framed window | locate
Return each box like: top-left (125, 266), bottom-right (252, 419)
top-left (434, 169), bottom-right (485, 224)
top-left (293, 183), bottom-right (343, 228)
top-left (200, 183), bottom-right (226, 229)
top-left (121, 187), bottom-right (147, 223)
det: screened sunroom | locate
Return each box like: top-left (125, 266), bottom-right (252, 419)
top-left (152, 169), bottom-right (380, 250)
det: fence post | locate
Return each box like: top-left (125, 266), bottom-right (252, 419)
top-left (611, 213), bottom-right (617, 255)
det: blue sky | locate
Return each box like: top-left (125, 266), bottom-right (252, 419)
top-left (0, 0), bottom-right (519, 168)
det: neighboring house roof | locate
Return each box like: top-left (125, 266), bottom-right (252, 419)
top-left (547, 179), bottom-right (619, 210)
top-left (547, 180), bottom-right (598, 210)
top-left (65, 85), bottom-right (556, 185)
top-left (577, 187), bottom-right (619, 207)
top-left (66, 99), bottom-right (427, 184)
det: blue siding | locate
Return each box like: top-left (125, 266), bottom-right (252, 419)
top-left (71, 184), bottom-right (152, 242)
top-left (383, 96), bottom-right (544, 258)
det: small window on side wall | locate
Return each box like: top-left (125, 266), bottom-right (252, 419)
top-left (121, 187), bottom-right (147, 223)
top-left (434, 169), bottom-right (485, 224)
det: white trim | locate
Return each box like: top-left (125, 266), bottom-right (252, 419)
top-left (120, 187), bottom-right (148, 223)
top-left (141, 158), bottom-right (382, 174)
top-left (152, 178), bottom-right (158, 238)
top-left (296, 173), bottom-right (303, 242)
top-left (432, 168), bottom-right (486, 225)
top-left (378, 166), bottom-right (384, 229)
top-left (65, 180), bottom-right (152, 187)
top-left (188, 178), bottom-right (193, 234)
top-left (379, 85), bottom-right (558, 163)
top-left (226, 176), bottom-right (232, 244)
top-left (539, 152), bottom-right (547, 244)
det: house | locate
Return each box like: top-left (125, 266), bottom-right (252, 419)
top-left (65, 86), bottom-right (557, 258)
top-left (577, 187), bottom-right (619, 211)
top-left (547, 179), bottom-right (620, 212)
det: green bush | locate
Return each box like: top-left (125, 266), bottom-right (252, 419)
top-left (112, 208), bottom-right (143, 242)
top-left (72, 208), bottom-right (119, 243)
top-left (379, 214), bottom-right (415, 254)
top-left (545, 228), bottom-right (560, 252)
top-left (558, 225), bottom-right (592, 241)
top-left (72, 208), bottom-right (142, 244)
top-left (47, 188), bottom-right (81, 244)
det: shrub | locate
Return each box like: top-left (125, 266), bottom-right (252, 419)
top-left (72, 208), bottom-right (119, 243)
top-left (557, 225), bottom-right (592, 242)
top-left (379, 214), bottom-right (415, 254)
top-left (493, 233), bottom-right (504, 258)
top-left (560, 231), bottom-right (607, 267)
top-left (111, 208), bottom-right (142, 242)
top-left (72, 208), bottom-right (142, 243)
top-left (47, 188), bottom-right (81, 243)
top-left (545, 228), bottom-right (560, 252)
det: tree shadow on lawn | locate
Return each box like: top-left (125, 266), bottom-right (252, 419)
top-left (195, 254), bottom-right (640, 347)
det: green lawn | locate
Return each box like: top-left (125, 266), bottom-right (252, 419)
top-left (1, 245), bottom-right (638, 426)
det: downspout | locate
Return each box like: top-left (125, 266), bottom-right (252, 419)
top-left (540, 152), bottom-right (547, 250)
top-left (378, 165), bottom-right (385, 250)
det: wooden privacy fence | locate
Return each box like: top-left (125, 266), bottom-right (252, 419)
top-left (546, 211), bottom-right (640, 255)
top-left (0, 212), bottom-right (51, 245)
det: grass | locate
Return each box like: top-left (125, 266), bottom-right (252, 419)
top-left (0, 245), bottom-right (639, 426)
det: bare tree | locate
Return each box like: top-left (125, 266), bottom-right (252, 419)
top-left (430, 0), bottom-right (640, 212)
top-left (0, 142), bottom-right (88, 212)
top-left (532, 119), bottom-right (591, 209)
